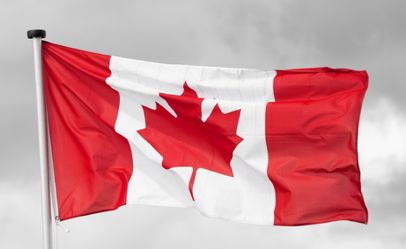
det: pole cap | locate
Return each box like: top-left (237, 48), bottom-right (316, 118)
top-left (27, 29), bottom-right (46, 39)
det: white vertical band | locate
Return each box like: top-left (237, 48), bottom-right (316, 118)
top-left (107, 56), bottom-right (277, 224)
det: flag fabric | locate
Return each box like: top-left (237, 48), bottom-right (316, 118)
top-left (43, 41), bottom-right (368, 225)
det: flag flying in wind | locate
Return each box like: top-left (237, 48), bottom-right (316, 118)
top-left (43, 42), bottom-right (368, 225)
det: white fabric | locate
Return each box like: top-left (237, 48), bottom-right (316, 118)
top-left (106, 56), bottom-right (276, 224)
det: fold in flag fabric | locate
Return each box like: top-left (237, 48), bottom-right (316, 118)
top-left (43, 41), bottom-right (368, 225)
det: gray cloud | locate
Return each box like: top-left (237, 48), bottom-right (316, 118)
top-left (206, 0), bottom-right (406, 102)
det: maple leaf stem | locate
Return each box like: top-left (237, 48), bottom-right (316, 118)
top-left (188, 167), bottom-right (198, 201)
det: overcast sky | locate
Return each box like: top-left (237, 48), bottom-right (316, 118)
top-left (1, 0), bottom-right (406, 248)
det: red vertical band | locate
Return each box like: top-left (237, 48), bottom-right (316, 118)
top-left (267, 68), bottom-right (368, 225)
top-left (43, 42), bottom-right (133, 220)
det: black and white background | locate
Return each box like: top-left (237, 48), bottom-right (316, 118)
top-left (1, 0), bottom-right (405, 248)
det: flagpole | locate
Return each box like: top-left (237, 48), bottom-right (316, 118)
top-left (27, 29), bottom-right (53, 249)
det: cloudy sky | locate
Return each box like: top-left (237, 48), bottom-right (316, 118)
top-left (1, 0), bottom-right (406, 248)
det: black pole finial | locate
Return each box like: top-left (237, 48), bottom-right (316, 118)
top-left (27, 29), bottom-right (46, 39)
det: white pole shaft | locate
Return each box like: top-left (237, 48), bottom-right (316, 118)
top-left (32, 37), bottom-right (53, 249)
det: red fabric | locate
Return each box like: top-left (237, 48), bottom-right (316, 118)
top-left (267, 68), bottom-right (368, 225)
top-left (43, 42), bottom-right (133, 221)
top-left (43, 41), bottom-right (368, 225)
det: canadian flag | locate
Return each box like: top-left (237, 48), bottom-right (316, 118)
top-left (43, 42), bottom-right (368, 225)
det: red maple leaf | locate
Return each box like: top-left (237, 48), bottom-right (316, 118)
top-left (138, 82), bottom-right (243, 200)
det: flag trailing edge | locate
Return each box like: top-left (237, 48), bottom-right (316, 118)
top-left (43, 41), bottom-right (368, 226)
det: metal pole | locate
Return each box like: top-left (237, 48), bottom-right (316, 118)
top-left (27, 29), bottom-right (53, 249)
